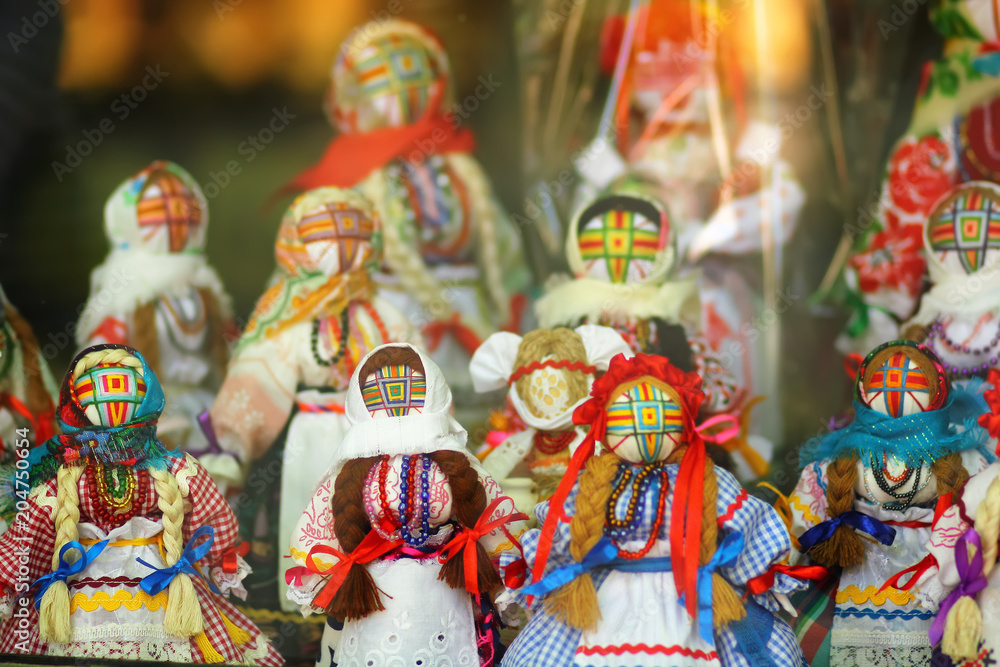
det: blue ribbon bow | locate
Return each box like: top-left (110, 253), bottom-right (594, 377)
top-left (522, 537), bottom-right (619, 597)
top-left (137, 525), bottom-right (221, 596)
top-left (685, 531), bottom-right (744, 645)
top-left (32, 540), bottom-right (109, 609)
top-left (798, 510), bottom-right (896, 553)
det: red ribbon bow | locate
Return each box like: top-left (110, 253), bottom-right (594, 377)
top-left (745, 564), bottom-right (828, 597)
top-left (221, 541), bottom-right (250, 574)
top-left (438, 497), bottom-right (527, 595)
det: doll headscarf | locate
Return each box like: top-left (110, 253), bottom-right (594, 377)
top-left (29, 344), bottom-right (170, 487)
top-left (531, 352), bottom-right (710, 619)
top-left (799, 340), bottom-right (994, 468)
top-left (469, 325), bottom-right (634, 431)
top-left (535, 193), bottom-right (701, 328)
top-left (237, 187), bottom-right (381, 351)
top-left (282, 20), bottom-right (474, 194)
top-left (76, 161), bottom-right (233, 346)
top-left (907, 182), bottom-right (1000, 327)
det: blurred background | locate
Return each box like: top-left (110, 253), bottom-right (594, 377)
top-left (0, 0), bottom-right (944, 486)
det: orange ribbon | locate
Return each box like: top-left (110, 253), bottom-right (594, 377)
top-left (438, 497), bottom-right (527, 595)
top-left (745, 563), bottom-right (828, 597)
top-left (423, 313), bottom-right (483, 357)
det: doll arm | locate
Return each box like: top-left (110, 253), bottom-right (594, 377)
top-left (209, 331), bottom-right (300, 464)
top-left (470, 459), bottom-right (527, 564)
top-left (0, 482), bottom-right (57, 619)
top-left (286, 474), bottom-right (340, 616)
top-left (786, 461), bottom-right (829, 564)
top-left (480, 429), bottom-right (533, 483)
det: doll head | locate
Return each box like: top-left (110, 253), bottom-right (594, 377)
top-left (567, 194), bottom-right (674, 285)
top-left (511, 329), bottom-right (593, 422)
top-left (926, 182), bottom-right (1000, 277)
top-left (275, 187), bottom-right (379, 279)
top-left (71, 356), bottom-right (147, 427)
top-left (104, 161), bottom-right (208, 256)
top-left (328, 19), bottom-right (453, 133)
top-left (358, 345), bottom-right (426, 418)
top-left (604, 379), bottom-right (686, 464)
top-left (855, 340), bottom-right (948, 418)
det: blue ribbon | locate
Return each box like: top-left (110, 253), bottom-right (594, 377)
top-left (32, 540), bottom-right (109, 609)
top-left (798, 510), bottom-right (896, 552)
top-left (686, 531), bottom-right (744, 645)
top-left (522, 537), bottom-right (619, 597)
top-left (137, 526), bottom-right (221, 595)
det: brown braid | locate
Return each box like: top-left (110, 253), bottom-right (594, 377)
top-left (430, 451), bottom-right (502, 595)
top-left (931, 453), bottom-right (970, 497)
top-left (326, 457), bottom-right (381, 620)
top-left (809, 454), bottom-right (865, 568)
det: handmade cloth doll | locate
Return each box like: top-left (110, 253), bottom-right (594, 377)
top-left (287, 342), bottom-right (526, 667)
top-left (842, 0), bottom-right (1000, 354)
top-left (74, 160), bottom-right (235, 478)
top-left (535, 192), bottom-right (764, 478)
top-left (500, 353), bottom-right (806, 667)
top-left (211, 187), bottom-right (421, 613)
top-left (469, 325), bottom-right (631, 514)
top-left (788, 340), bottom-right (994, 666)
top-left (283, 19), bottom-right (531, 398)
top-left (0, 344), bottom-right (282, 664)
top-left (903, 181), bottom-right (1000, 383)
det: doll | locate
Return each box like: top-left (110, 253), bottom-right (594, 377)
top-left (284, 18), bottom-right (531, 398)
top-left (903, 181), bottom-right (1000, 383)
top-left (535, 192), bottom-right (763, 478)
top-left (842, 0), bottom-right (1000, 354)
top-left (211, 187), bottom-right (421, 614)
top-left (0, 344), bottom-right (282, 664)
top-left (75, 160), bottom-right (235, 477)
top-left (286, 342), bottom-right (526, 667)
top-left (500, 353), bottom-right (806, 667)
top-left (469, 325), bottom-right (631, 514)
top-left (788, 340), bottom-right (994, 666)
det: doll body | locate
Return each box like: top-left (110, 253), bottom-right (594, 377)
top-left (842, 0), bottom-right (1000, 353)
top-left (75, 161), bottom-right (234, 459)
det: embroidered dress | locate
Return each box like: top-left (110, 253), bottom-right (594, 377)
top-left (287, 343), bottom-right (525, 667)
top-left (501, 467), bottom-right (804, 667)
top-left (0, 345), bottom-right (281, 664)
top-left (211, 188), bottom-right (421, 615)
top-left (74, 161), bottom-right (235, 482)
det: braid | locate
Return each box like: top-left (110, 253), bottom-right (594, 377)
top-left (931, 453), bottom-right (970, 498)
top-left (513, 328), bottom-right (590, 420)
top-left (977, 475), bottom-right (1000, 577)
top-left (72, 347), bottom-right (143, 382)
top-left (326, 457), bottom-right (381, 620)
top-left (38, 464), bottom-right (85, 643)
top-left (430, 451), bottom-right (501, 595)
top-left (150, 467), bottom-right (203, 637)
top-left (809, 455), bottom-right (865, 568)
top-left (699, 459), bottom-right (745, 628)
top-left (546, 451), bottom-right (619, 630)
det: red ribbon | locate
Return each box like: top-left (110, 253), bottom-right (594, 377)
top-left (745, 564), bottom-right (828, 598)
top-left (503, 558), bottom-right (527, 589)
top-left (980, 369), bottom-right (1000, 446)
top-left (423, 314), bottom-right (483, 357)
top-left (221, 541), bottom-right (250, 574)
top-left (508, 360), bottom-right (598, 386)
top-left (0, 392), bottom-right (55, 447)
top-left (285, 527), bottom-right (403, 609)
top-left (844, 353), bottom-right (864, 381)
top-left (438, 497), bottom-right (528, 595)
top-left (880, 553), bottom-right (937, 592)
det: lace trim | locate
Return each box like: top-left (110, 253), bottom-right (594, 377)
top-left (831, 629), bottom-right (931, 648)
top-left (830, 644), bottom-right (930, 667)
top-left (70, 622), bottom-right (178, 641)
top-left (49, 638), bottom-right (192, 662)
top-left (836, 584), bottom-right (914, 605)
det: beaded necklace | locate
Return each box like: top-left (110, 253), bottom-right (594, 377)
top-left (862, 453), bottom-right (931, 511)
top-left (533, 430), bottom-right (575, 456)
top-left (87, 459), bottom-right (148, 525)
top-left (605, 462), bottom-right (669, 560)
top-left (927, 317), bottom-right (1000, 377)
top-left (310, 307), bottom-right (351, 367)
top-left (395, 454), bottom-right (432, 546)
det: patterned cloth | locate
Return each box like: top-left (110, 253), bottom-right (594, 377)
top-left (501, 465), bottom-right (805, 667)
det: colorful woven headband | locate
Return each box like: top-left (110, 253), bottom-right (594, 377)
top-left (507, 359), bottom-right (597, 386)
top-left (854, 339), bottom-right (949, 410)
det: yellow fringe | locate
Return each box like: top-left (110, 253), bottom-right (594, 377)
top-left (70, 590), bottom-right (169, 613)
top-left (835, 585), bottom-right (914, 606)
top-left (194, 630), bottom-right (226, 663)
top-left (222, 613), bottom-right (252, 647)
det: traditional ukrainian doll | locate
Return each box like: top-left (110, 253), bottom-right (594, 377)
top-left (535, 192), bottom-right (762, 477)
top-left (74, 160), bottom-right (235, 477)
top-left (210, 187), bottom-right (421, 614)
top-left (469, 325), bottom-right (631, 514)
top-left (0, 344), bottom-right (282, 664)
top-left (500, 353), bottom-right (806, 667)
top-left (788, 340), bottom-right (994, 666)
top-left (287, 342), bottom-right (526, 667)
top-left (903, 181), bottom-right (1000, 383)
top-left (283, 18), bottom-right (531, 397)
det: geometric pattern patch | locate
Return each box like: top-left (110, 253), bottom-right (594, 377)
top-left (579, 208), bottom-right (660, 284)
top-left (362, 364), bottom-right (426, 417)
top-left (298, 202), bottom-right (375, 272)
top-left (929, 186), bottom-right (1000, 274)
top-left (74, 363), bottom-right (147, 427)
top-left (395, 158), bottom-right (472, 264)
top-left (865, 352), bottom-right (930, 418)
top-left (350, 33), bottom-right (439, 125)
top-left (136, 171), bottom-right (202, 253)
top-left (605, 383), bottom-right (683, 464)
